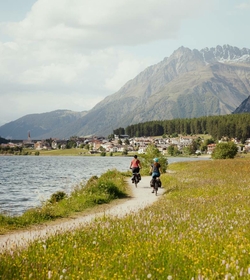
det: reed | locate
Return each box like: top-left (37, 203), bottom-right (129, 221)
top-left (1, 159), bottom-right (250, 279)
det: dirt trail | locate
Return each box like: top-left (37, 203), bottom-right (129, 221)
top-left (0, 176), bottom-right (164, 252)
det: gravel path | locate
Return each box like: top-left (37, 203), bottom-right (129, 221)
top-left (0, 176), bottom-right (164, 253)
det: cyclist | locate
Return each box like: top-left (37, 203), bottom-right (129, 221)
top-left (130, 155), bottom-right (142, 183)
top-left (150, 158), bottom-right (161, 193)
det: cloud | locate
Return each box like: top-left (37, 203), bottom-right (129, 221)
top-left (236, 2), bottom-right (250, 9)
top-left (2, 0), bottom-right (208, 47)
top-left (0, 0), bottom-right (211, 126)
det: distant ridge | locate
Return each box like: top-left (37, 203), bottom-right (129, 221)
top-left (0, 110), bottom-right (87, 140)
top-left (0, 44), bottom-right (250, 139)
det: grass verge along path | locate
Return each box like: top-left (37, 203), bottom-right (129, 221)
top-left (1, 158), bottom-right (250, 279)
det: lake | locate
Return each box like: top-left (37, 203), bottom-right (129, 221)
top-left (0, 155), bottom-right (210, 216)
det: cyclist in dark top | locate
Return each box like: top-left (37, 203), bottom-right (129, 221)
top-left (150, 158), bottom-right (162, 193)
top-left (150, 158), bottom-right (161, 178)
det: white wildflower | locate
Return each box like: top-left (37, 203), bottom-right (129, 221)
top-left (48, 271), bottom-right (52, 279)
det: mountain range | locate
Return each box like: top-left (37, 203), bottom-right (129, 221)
top-left (1, 44), bottom-right (250, 140)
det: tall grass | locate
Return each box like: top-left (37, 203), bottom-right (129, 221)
top-left (1, 159), bottom-right (250, 279)
top-left (0, 169), bottom-right (129, 234)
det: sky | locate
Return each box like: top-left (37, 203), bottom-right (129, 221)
top-left (0, 0), bottom-right (250, 127)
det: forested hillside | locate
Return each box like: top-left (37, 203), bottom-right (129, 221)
top-left (119, 113), bottom-right (250, 142)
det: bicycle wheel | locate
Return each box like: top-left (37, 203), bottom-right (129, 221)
top-left (134, 174), bottom-right (138, 187)
top-left (154, 182), bottom-right (158, 196)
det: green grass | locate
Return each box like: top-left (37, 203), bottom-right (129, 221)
top-left (0, 169), bottom-right (129, 234)
top-left (25, 148), bottom-right (127, 157)
top-left (1, 159), bottom-right (250, 279)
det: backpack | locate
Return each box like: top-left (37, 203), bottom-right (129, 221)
top-left (150, 178), bottom-right (161, 188)
top-left (150, 179), bottom-right (154, 187)
top-left (157, 179), bottom-right (162, 188)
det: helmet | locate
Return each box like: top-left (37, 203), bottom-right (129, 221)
top-left (153, 158), bottom-right (159, 162)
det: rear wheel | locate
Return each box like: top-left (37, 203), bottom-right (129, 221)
top-left (154, 182), bottom-right (158, 195)
top-left (134, 174), bottom-right (139, 187)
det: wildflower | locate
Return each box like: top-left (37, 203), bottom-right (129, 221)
top-left (147, 274), bottom-right (152, 278)
top-left (248, 267), bottom-right (250, 274)
top-left (48, 271), bottom-right (52, 279)
top-left (167, 276), bottom-right (172, 280)
top-left (62, 268), bottom-right (67, 273)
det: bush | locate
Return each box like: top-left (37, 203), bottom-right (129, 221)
top-left (212, 142), bottom-right (238, 159)
top-left (49, 191), bottom-right (67, 203)
top-left (139, 144), bottom-right (168, 174)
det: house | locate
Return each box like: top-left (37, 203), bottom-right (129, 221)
top-left (51, 140), bottom-right (58, 149)
top-left (22, 140), bottom-right (34, 149)
top-left (207, 144), bottom-right (216, 154)
top-left (34, 141), bottom-right (43, 150)
top-left (138, 147), bottom-right (147, 154)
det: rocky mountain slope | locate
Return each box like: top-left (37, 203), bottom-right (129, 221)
top-left (72, 45), bottom-right (250, 136)
top-left (233, 95), bottom-right (250, 113)
top-left (1, 44), bottom-right (250, 139)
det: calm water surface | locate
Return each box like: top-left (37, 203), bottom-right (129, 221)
top-left (0, 156), bottom-right (210, 216)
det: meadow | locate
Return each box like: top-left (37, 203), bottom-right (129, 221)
top-left (26, 148), bottom-right (126, 157)
top-left (1, 158), bottom-right (250, 279)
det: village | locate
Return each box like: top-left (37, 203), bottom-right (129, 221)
top-left (1, 133), bottom-right (250, 155)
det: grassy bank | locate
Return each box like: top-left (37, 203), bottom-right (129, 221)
top-left (1, 158), bottom-right (250, 279)
top-left (24, 148), bottom-right (128, 156)
top-left (0, 169), bottom-right (129, 234)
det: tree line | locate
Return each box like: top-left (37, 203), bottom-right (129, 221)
top-left (114, 113), bottom-right (250, 143)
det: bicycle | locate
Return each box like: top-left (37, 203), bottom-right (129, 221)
top-left (150, 176), bottom-right (161, 195)
top-left (132, 172), bottom-right (140, 187)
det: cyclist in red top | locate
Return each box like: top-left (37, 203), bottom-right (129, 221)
top-left (130, 155), bottom-right (142, 182)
